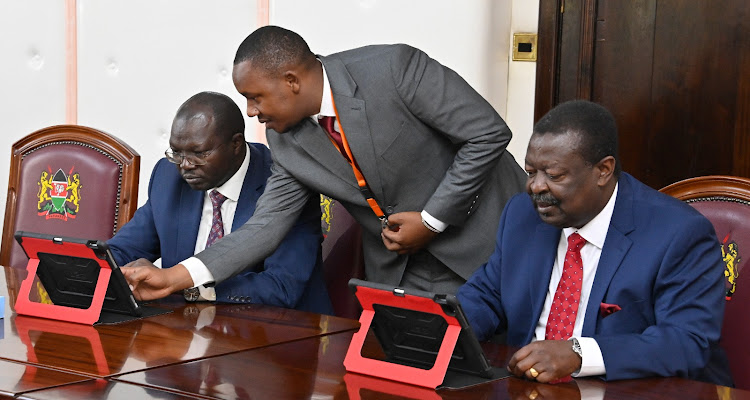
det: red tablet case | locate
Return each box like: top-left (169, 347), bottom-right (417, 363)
top-left (14, 236), bottom-right (111, 325)
top-left (343, 284), bottom-right (463, 389)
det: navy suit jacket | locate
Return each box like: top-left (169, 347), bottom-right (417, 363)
top-left (458, 173), bottom-right (731, 385)
top-left (108, 142), bottom-right (333, 315)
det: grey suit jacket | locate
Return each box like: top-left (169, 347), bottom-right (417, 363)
top-left (197, 44), bottom-right (527, 286)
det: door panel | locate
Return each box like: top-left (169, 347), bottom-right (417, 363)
top-left (536, 0), bottom-right (750, 189)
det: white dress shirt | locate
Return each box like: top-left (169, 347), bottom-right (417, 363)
top-left (181, 144), bottom-right (251, 292)
top-left (533, 183), bottom-right (619, 377)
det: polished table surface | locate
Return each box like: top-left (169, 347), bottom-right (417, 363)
top-left (2, 267), bottom-right (748, 399)
top-left (0, 266), bottom-right (359, 398)
top-left (113, 331), bottom-right (750, 400)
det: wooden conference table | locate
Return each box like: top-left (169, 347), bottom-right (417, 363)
top-left (0, 266), bottom-right (746, 399)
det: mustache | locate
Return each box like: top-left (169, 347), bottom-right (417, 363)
top-left (530, 193), bottom-right (560, 205)
top-left (181, 173), bottom-right (201, 180)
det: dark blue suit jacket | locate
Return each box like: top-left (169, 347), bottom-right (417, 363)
top-left (458, 173), bottom-right (731, 385)
top-left (108, 142), bottom-right (333, 314)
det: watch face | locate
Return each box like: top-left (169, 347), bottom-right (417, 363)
top-left (571, 338), bottom-right (583, 358)
top-left (183, 287), bottom-right (200, 302)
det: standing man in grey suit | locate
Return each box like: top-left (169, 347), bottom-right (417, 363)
top-left (122, 25), bottom-right (527, 300)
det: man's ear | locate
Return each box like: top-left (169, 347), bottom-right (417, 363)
top-left (231, 132), bottom-right (245, 152)
top-left (284, 71), bottom-right (301, 93)
top-left (595, 156), bottom-right (616, 186)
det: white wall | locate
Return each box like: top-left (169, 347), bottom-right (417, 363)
top-left (506, 0), bottom-right (540, 167)
top-left (272, 1), bottom-right (511, 114)
top-left (0, 0), bottom-right (539, 240)
top-left (76, 0), bottom-right (259, 204)
top-left (0, 0), bottom-right (68, 233)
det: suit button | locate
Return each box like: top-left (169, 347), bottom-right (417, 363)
top-left (386, 206), bottom-right (394, 214)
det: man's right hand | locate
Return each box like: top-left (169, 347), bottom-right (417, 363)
top-left (121, 259), bottom-right (194, 301)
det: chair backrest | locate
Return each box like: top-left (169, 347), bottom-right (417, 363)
top-left (660, 175), bottom-right (750, 389)
top-left (320, 195), bottom-right (365, 319)
top-left (1, 125), bottom-right (140, 270)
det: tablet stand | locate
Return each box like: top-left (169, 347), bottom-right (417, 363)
top-left (14, 237), bottom-right (111, 325)
top-left (343, 285), bottom-right (463, 389)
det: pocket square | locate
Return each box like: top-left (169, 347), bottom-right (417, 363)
top-left (600, 302), bottom-right (621, 317)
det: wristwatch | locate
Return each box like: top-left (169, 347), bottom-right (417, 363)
top-left (183, 287), bottom-right (201, 302)
top-left (570, 337), bottom-right (583, 359)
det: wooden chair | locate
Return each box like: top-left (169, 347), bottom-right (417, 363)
top-left (1, 125), bottom-right (140, 271)
top-left (660, 175), bottom-right (750, 389)
top-left (320, 195), bottom-right (365, 319)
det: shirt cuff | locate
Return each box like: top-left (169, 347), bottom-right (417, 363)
top-left (572, 337), bottom-right (606, 377)
top-left (421, 210), bottom-right (448, 233)
top-left (181, 257), bottom-right (216, 288)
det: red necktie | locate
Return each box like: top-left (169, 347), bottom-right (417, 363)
top-left (545, 232), bottom-right (586, 340)
top-left (319, 116), bottom-right (351, 163)
top-left (206, 189), bottom-right (228, 248)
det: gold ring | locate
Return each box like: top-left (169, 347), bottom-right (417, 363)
top-left (529, 367), bottom-right (539, 378)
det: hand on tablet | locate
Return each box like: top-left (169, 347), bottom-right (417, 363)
top-left (121, 259), bottom-right (194, 301)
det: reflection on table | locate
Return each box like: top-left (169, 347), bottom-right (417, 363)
top-left (2, 266), bottom-right (747, 399)
top-left (114, 330), bottom-right (747, 400)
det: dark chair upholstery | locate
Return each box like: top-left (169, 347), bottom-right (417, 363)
top-left (1, 125), bottom-right (140, 271)
top-left (320, 195), bottom-right (365, 319)
top-left (661, 175), bottom-right (750, 389)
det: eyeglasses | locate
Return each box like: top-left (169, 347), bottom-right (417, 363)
top-left (165, 142), bottom-right (225, 166)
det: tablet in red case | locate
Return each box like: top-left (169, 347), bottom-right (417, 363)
top-left (14, 231), bottom-right (168, 324)
top-left (344, 278), bottom-right (508, 389)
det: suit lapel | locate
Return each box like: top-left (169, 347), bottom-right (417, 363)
top-left (177, 183), bottom-right (203, 260)
top-left (319, 56), bottom-right (386, 202)
top-left (582, 176), bottom-right (635, 336)
top-left (233, 143), bottom-right (263, 227)
top-left (525, 222), bottom-right (562, 343)
top-left (292, 118), bottom-right (358, 191)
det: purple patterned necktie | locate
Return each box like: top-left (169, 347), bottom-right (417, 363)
top-left (206, 189), bottom-right (228, 248)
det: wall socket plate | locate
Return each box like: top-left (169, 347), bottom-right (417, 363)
top-left (513, 33), bottom-right (538, 61)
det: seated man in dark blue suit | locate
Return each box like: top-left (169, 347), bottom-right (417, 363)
top-left (108, 91), bottom-right (333, 314)
top-left (458, 100), bottom-right (731, 385)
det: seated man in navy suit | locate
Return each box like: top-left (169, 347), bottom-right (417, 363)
top-left (458, 100), bottom-right (731, 385)
top-left (108, 91), bottom-right (333, 314)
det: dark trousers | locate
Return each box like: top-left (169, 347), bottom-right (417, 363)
top-left (399, 250), bottom-right (465, 295)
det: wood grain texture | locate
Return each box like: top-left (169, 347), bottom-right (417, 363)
top-left (536, 0), bottom-right (750, 189)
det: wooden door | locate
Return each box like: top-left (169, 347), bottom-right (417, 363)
top-left (535, 0), bottom-right (750, 189)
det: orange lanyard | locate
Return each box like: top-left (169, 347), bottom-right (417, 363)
top-left (330, 93), bottom-right (388, 225)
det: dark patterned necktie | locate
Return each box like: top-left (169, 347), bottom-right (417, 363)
top-left (319, 116), bottom-right (351, 163)
top-left (206, 189), bottom-right (228, 248)
top-left (545, 232), bottom-right (586, 340)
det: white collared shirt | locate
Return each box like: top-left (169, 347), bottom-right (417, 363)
top-left (534, 183), bottom-right (619, 377)
top-left (181, 144), bottom-right (251, 292)
top-left (193, 143), bottom-right (251, 254)
top-left (311, 61), bottom-right (335, 121)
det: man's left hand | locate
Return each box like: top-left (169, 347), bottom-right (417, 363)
top-left (381, 211), bottom-right (438, 254)
top-left (507, 340), bottom-right (582, 383)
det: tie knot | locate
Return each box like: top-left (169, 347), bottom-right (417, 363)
top-left (567, 232), bottom-right (586, 250)
top-left (209, 190), bottom-right (227, 208)
top-left (319, 116), bottom-right (336, 133)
